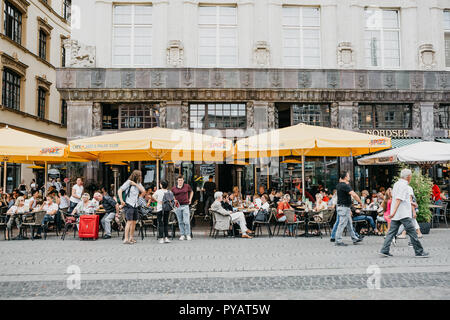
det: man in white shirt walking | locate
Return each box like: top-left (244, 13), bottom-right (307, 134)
top-left (379, 169), bottom-right (429, 258)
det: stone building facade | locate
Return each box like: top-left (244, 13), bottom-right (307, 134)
top-left (57, 0), bottom-right (450, 194)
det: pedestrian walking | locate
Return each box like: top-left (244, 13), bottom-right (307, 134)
top-left (379, 169), bottom-right (429, 258)
top-left (171, 175), bottom-right (193, 241)
top-left (118, 170), bottom-right (145, 244)
top-left (334, 171), bottom-right (364, 246)
top-left (202, 175), bottom-right (216, 217)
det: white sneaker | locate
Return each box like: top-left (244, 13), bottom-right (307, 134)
top-left (158, 238), bottom-right (164, 244)
top-left (164, 237), bottom-right (171, 243)
top-left (179, 235), bottom-right (186, 241)
top-left (186, 235), bottom-right (192, 241)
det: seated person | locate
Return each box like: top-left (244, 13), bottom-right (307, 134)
top-left (35, 195), bottom-right (59, 239)
top-left (276, 194), bottom-right (295, 234)
top-left (221, 193), bottom-right (234, 211)
top-left (320, 190), bottom-right (330, 203)
top-left (313, 193), bottom-right (328, 224)
top-left (351, 206), bottom-right (379, 235)
top-left (27, 189), bottom-right (40, 212)
top-left (253, 194), bottom-right (262, 208)
top-left (72, 193), bottom-right (95, 215)
top-left (360, 190), bottom-right (370, 204)
top-left (230, 187), bottom-right (242, 207)
top-left (210, 191), bottom-right (253, 238)
top-left (93, 192), bottom-right (119, 239)
top-left (363, 197), bottom-right (372, 209)
top-left (6, 196), bottom-right (27, 240)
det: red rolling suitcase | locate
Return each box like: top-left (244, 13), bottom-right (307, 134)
top-left (78, 215), bottom-right (99, 240)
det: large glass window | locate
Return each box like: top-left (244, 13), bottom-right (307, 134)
top-left (282, 6), bottom-right (321, 67)
top-left (358, 104), bottom-right (412, 129)
top-left (37, 87), bottom-right (46, 119)
top-left (437, 104), bottom-right (450, 129)
top-left (112, 5), bottom-right (152, 67)
top-left (102, 104), bottom-right (159, 130)
top-left (198, 5), bottom-right (237, 67)
top-left (2, 68), bottom-right (21, 110)
top-left (364, 8), bottom-right (400, 67)
top-left (445, 10), bottom-right (450, 67)
top-left (190, 103), bottom-right (246, 129)
top-left (291, 104), bottom-right (330, 127)
top-left (3, 0), bottom-right (22, 44)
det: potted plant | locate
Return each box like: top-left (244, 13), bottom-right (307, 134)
top-left (409, 169), bottom-right (433, 234)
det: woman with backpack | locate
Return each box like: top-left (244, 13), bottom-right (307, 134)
top-left (153, 180), bottom-right (173, 244)
top-left (118, 170), bottom-right (145, 245)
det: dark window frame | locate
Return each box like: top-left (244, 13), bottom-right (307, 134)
top-left (1, 68), bottom-right (21, 110)
top-left (189, 103), bottom-right (247, 129)
top-left (290, 103), bottom-right (331, 127)
top-left (437, 104), bottom-right (450, 129)
top-left (102, 104), bottom-right (160, 130)
top-left (358, 103), bottom-right (412, 129)
top-left (3, 0), bottom-right (22, 44)
top-left (37, 87), bottom-right (47, 119)
top-left (39, 29), bottom-right (48, 60)
top-left (63, 0), bottom-right (71, 21)
top-left (61, 99), bottom-right (67, 125)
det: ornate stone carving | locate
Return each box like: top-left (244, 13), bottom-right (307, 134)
top-left (411, 72), bottom-right (423, 90)
top-left (418, 44), bottom-right (436, 70)
top-left (183, 69), bottom-right (193, 87)
top-left (212, 70), bottom-right (223, 87)
top-left (433, 103), bottom-right (440, 129)
top-left (166, 40), bottom-right (184, 67)
top-left (412, 103), bottom-right (422, 129)
top-left (298, 72), bottom-right (311, 88)
top-left (0, 52), bottom-right (28, 76)
top-left (152, 72), bottom-right (163, 87)
top-left (180, 102), bottom-right (189, 129)
top-left (267, 103), bottom-right (276, 128)
top-left (241, 72), bottom-right (251, 87)
top-left (356, 73), bottom-right (366, 89)
top-left (352, 102), bottom-right (359, 129)
top-left (246, 101), bottom-right (254, 128)
top-left (384, 72), bottom-right (395, 88)
top-left (63, 39), bottom-right (95, 67)
top-left (92, 102), bottom-right (102, 130)
top-left (330, 102), bottom-right (339, 128)
top-left (253, 41), bottom-right (271, 67)
top-left (439, 72), bottom-right (448, 89)
top-left (270, 70), bottom-right (281, 87)
top-left (328, 72), bottom-right (338, 88)
top-left (337, 42), bottom-right (355, 68)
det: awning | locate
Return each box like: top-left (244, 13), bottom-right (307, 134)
top-left (391, 138), bottom-right (423, 148)
top-left (437, 139), bottom-right (450, 144)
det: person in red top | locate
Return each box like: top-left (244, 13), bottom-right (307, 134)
top-left (432, 180), bottom-right (442, 216)
top-left (321, 190), bottom-right (330, 203)
top-left (171, 175), bottom-right (194, 241)
top-left (295, 183), bottom-right (315, 202)
top-left (276, 194), bottom-right (296, 235)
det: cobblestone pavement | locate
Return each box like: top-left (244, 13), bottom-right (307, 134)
top-left (1, 229), bottom-right (449, 299)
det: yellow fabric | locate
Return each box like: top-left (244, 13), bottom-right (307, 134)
top-left (235, 123), bottom-right (391, 159)
top-left (0, 127), bottom-right (90, 163)
top-left (69, 127), bottom-right (233, 162)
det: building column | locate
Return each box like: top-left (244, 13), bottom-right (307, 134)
top-left (419, 102), bottom-right (435, 141)
top-left (338, 101), bottom-right (356, 182)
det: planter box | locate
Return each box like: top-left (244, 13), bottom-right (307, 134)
top-left (419, 222), bottom-right (431, 234)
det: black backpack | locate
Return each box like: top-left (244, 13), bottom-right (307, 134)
top-left (162, 190), bottom-right (175, 212)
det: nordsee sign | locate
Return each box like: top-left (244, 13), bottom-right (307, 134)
top-left (366, 129), bottom-right (409, 138)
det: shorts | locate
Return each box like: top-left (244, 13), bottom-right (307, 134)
top-left (124, 205), bottom-right (138, 221)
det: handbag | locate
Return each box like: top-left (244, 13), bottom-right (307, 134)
top-left (254, 208), bottom-right (269, 222)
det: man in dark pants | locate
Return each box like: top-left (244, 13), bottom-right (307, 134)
top-left (379, 169), bottom-right (429, 258)
top-left (203, 175), bottom-right (216, 218)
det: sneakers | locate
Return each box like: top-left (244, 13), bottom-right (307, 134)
top-left (335, 242), bottom-right (348, 246)
top-left (330, 238), bottom-right (335, 242)
top-left (164, 237), bottom-right (171, 243)
top-left (353, 238), bottom-right (363, 243)
top-left (102, 235), bottom-right (111, 239)
top-left (158, 238), bottom-right (165, 244)
top-left (379, 252), bottom-right (393, 257)
top-left (392, 236), bottom-right (397, 246)
top-left (186, 235), bottom-right (192, 241)
top-left (179, 235), bottom-right (186, 241)
top-left (415, 252), bottom-right (430, 258)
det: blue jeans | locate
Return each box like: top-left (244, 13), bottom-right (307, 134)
top-left (352, 215), bottom-right (376, 229)
top-left (37, 214), bottom-right (54, 235)
top-left (278, 216), bottom-right (294, 233)
top-left (435, 200), bottom-right (443, 216)
top-left (175, 205), bottom-right (191, 236)
top-left (331, 213), bottom-right (359, 240)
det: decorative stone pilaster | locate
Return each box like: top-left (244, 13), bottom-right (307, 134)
top-left (92, 102), bottom-right (102, 131)
top-left (246, 101), bottom-right (254, 128)
top-left (159, 101), bottom-right (167, 128)
top-left (166, 40), bottom-right (184, 67)
top-left (330, 102), bottom-right (339, 128)
top-left (418, 44), bottom-right (436, 70)
top-left (268, 103), bottom-right (277, 129)
top-left (419, 102), bottom-right (435, 141)
top-left (180, 102), bottom-right (189, 129)
top-left (338, 102), bottom-right (356, 184)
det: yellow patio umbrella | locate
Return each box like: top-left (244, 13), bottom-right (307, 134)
top-left (0, 126), bottom-right (92, 193)
top-left (235, 123), bottom-right (391, 199)
top-left (27, 165), bottom-right (45, 169)
top-left (69, 127), bottom-right (234, 188)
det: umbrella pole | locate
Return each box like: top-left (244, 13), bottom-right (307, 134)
top-left (302, 154), bottom-right (305, 201)
top-left (3, 161), bottom-right (6, 192)
top-left (44, 161), bottom-right (48, 196)
top-left (267, 166), bottom-right (269, 191)
top-left (156, 159), bottom-right (160, 190)
top-left (254, 165), bottom-right (257, 195)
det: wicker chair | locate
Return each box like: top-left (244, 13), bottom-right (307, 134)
top-left (283, 209), bottom-right (304, 237)
top-left (210, 209), bottom-right (234, 238)
top-left (21, 211), bottom-right (47, 240)
top-left (252, 209), bottom-right (273, 237)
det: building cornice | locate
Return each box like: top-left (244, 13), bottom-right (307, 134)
top-left (0, 105), bottom-right (66, 129)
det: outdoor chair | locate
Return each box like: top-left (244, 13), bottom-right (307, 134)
top-left (21, 211), bottom-right (47, 241)
top-left (61, 213), bottom-right (79, 240)
top-left (44, 210), bottom-right (62, 238)
top-left (432, 202), bottom-right (448, 228)
top-left (252, 209), bottom-right (273, 238)
top-left (283, 209), bottom-right (303, 237)
top-left (272, 208), bottom-right (286, 236)
top-left (351, 218), bottom-right (369, 235)
top-left (0, 210), bottom-right (7, 240)
top-left (308, 209), bottom-right (334, 238)
top-left (138, 209), bottom-right (157, 240)
top-left (210, 209), bottom-right (234, 238)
